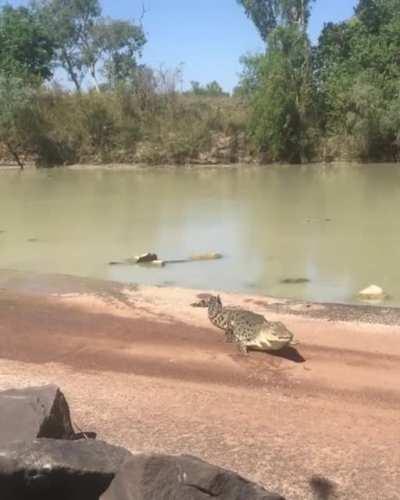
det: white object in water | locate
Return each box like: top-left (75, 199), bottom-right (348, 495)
top-left (358, 284), bottom-right (385, 300)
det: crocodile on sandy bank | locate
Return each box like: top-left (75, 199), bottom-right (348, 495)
top-left (194, 295), bottom-right (296, 354)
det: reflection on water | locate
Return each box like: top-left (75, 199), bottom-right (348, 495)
top-left (1, 164), bottom-right (400, 304)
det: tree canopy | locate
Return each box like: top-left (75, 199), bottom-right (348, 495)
top-left (235, 0), bottom-right (400, 162)
top-left (0, 5), bottom-right (54, 81)
top-left (32, 0), bottom-right (146, 91)
top-left (237, 0), bottom-right (316, 162)
top-left (237, 0), bottom-right (315, 40)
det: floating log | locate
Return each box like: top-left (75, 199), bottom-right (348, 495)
top-left (108, 251), bottom-right (223, 267)
top-left (190, 252), bottom-right (223, 261)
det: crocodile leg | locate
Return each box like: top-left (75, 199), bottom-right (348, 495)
top-left (236, 339), bottom-right (248, 355)
top-left (230, 325), bottom-right (248, 354)
top-left (225, 328), bottom-right (234, 343)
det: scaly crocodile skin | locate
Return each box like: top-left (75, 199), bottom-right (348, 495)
top-left (207, 295), bottom-right (295, 354)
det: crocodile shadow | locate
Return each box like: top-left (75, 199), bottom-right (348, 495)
top-left (267, 345), bottom-right (306, 363)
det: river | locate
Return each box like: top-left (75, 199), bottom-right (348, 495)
top-left (1, 164), bottom-right (400, 305)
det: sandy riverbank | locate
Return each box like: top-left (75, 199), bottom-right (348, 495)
top-left (0, 275), bottom-right (399, 498)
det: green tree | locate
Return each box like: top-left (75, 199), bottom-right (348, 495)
top-left (0, 74), bottom-right (37, 168)
top-left (237, 0), bottom-right (315, 40)
top-left (0, 5), bottom-right (54, 80)
top-left (189, 80), bottom-right (228, 97)
top-left (315, 0), bottom-right (400, 160)
top-left (247, 27), bottom-right (317, 162)
top-left (32, 0), bottom-right (145, 91)
top-left (32, 0), bottom-right (100, 91)
top-left (95, 19), bottom-right (146, 89)
top-left (237, 0), bottom-right (317, 162)
top-left (0, 4), bottom-right (54, 168)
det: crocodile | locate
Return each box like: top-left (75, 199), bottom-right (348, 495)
top-left (205, 295), bottom-right (296, 354)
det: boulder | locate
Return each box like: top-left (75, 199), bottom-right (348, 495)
top-left (0, 385), bottom-right (75, 445)
top-left (101, 453), bottom-right (284, 500)
top-left (358, 284), bottom-right (386, 300)
top-left (0, 438), bottom-right (133, 500)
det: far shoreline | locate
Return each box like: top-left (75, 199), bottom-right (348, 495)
top-left (2, 160), bottom-right (400, 171)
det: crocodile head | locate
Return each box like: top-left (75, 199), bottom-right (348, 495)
top-left (271, 322), bottom-right (294, 341)
top-left (255, 321), bottom-right (296, 351)
top-left (207, 295), bottom-right (223, 319)
top-left (268, 322), bottom-right (297, 349)
top-left (191, 294), bottom-right (222, 309)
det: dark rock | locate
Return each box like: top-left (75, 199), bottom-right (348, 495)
top-left (101, 454), bottom-right (284, 500)
top-left (0, 385), bottom-right (75, 445)
top-left (0, 438), bottom-right (132, 500)
top-left (72, 432), bottom-right (97, 440)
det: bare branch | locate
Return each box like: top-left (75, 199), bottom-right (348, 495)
top-left (139, 2), bottom-right (147, 26)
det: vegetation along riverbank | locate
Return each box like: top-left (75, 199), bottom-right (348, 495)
top-left (1, 0), bottom-right (400, 168)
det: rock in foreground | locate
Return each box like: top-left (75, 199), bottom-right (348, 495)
top-left (0, 438), bottom-right (132, 500)
top-left (0, 384), bottom-right (75, 445)
top-left (0, 385), bottom-right (285, 499)
top-left (101, 453), bottom-right (284, 500)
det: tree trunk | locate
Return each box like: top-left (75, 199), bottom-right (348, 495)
top-left (6, 142), bottom-right (24, 170)
top-left (63, 51), bottom-right (82, 93)
top-left (90, 66), bottom-right (100, 92)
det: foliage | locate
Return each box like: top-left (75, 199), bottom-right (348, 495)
top-left (0, 5), bottom-right (54, 81)
top-left (188, 81), bottom-right (229, 97)
top-left (99, 19), bottom-right (146, 88)
top-left (237, 0), bottom-right (317, 162)
top-left (0, 74), bottom-right (39, 167)
top-left (0, 69), bottom-right (248, 167)
top-left (32, 0), bottom-right (145, 91)
top-left (2, 0), bottom-right (400, 166)
top-left (236, 0), bottom-right (400, 163)
top-left (315, 0), bottom-right (400, 160)
top-left (237, 0), bottom-right (315, 40)
top-left (245, 26), bottom-right (317, 162)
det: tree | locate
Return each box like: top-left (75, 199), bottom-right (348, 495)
top-left (189, 80), bottom-right (228, 97)
top-left (94, 19), bottom-right (146, 89)
top-left (0, 5), bottom-right (54, 168)
top-left (237, 0), bottom-right (315, 40)
top-left (32, 0), bottom-right (100, 91)
top-left (314, 0), bottom-right (400, 159)
top-left (32, 0), bottom-right (145, 91)
top-left (243, 26), bottom-right (316, 162)
top-left (0, 74), bottom-right (37, 168)
top-left (0, 5), bottom-right (54, 81)
top-left (237, 0), bottom-right (317, 162)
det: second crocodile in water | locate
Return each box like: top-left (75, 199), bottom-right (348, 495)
top-left (204, 295), bottom-right (296, 354)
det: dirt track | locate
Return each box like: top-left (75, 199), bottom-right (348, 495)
top-left (0, 281), bottom-right (399, 499)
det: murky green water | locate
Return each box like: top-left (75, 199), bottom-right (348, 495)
top-left (1, 164), bottom-right (400, 304)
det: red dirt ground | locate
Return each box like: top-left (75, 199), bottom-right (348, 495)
top-left (0, 283), bottom-right (399, 499)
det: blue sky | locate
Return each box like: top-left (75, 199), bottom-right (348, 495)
top-left (7, 0), bottom-right (358, 91)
